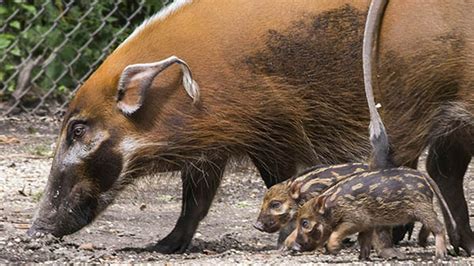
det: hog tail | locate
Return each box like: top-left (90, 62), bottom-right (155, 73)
top-left (362, 0), bottom-right (394, 170)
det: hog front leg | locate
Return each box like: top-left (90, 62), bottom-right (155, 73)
top-left (149, 156), bottom-right (228, 254)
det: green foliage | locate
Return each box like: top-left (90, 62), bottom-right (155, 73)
top-left (0, 0), bottom-right (165, 102)
top-left (29, 143), bottom-right (52, 157)
top-left (32, 191), bottom-right (43, 202)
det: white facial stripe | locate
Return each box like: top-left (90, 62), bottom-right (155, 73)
top-left (60, 130), bottom-right (110, 170)
top-left (119, 136), bottom-right (141, 155)
top-left (118, 137), bottom-right (169, 157)
top-left (117, 137), bottom-right (169, 181)
top-left (317, 223), bottom-right (324, 233)
top-left (119, 0), bottom-right (193, 48)
top-left (270, 202), bottom-right (290, 216)
top-left (289, 207), bottom-right (297, 218)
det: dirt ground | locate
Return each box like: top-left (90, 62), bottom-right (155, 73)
top-left (1, 116), bottom-right (473, 264)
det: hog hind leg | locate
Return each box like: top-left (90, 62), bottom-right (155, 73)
top-left (426, 107), bottom-right (473, 255)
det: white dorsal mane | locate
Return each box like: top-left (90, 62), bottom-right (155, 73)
top-left (119, 0), bottom-right (193, 48)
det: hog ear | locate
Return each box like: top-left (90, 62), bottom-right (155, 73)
top-left (116, 55), bottom-right (200, 115)
top-left (289, 182), bottom-right (302, 200)
top-left (312, 195), bottom-right (327, 214)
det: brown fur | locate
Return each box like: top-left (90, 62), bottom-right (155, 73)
top-left (254, 163), bottom-right (368, 248)
top-left (30, 0), bottom-right (473, 253)
top-left (293, 168), bottom-right (454, 259)
top-left (255, 163), bottom-right (367, 233)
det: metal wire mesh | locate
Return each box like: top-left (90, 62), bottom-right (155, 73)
top-left (0, 0), bottom-right (171, 116)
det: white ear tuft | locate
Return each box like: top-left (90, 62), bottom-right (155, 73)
top-left (178, 60), bottom-right (200, 104)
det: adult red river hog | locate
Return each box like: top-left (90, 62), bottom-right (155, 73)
top-left (28, 0), bottom-right (473, 254)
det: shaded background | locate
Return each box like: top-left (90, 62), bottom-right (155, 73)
top-left (0, 0), bottom-right (170, 116)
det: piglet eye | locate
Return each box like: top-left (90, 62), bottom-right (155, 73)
top-left (72, 124), bottom-right (86, 139)
top-left (301, 219), bottom-right (310, 229)
top-left (270, 201), bottom-right (281, 209)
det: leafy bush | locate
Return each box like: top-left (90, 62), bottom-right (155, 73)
top-left (0, 0), bottom-right (165, 108)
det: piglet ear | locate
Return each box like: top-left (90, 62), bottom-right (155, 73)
top-left (312, 195), bottom-right (327, 214)
top-left (289, 181), bottom-right (302, 200)
top-left (117, 55), bottom-right (200, 115)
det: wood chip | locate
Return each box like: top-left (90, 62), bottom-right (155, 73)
top-left (0, 135), bottom-right (20, 144)
top-left (203, 249), bottom-right (217, 255)
top-left (14, 223), bottom-right (31, 230)
top-left (79, 242), bottom-right (95, 251)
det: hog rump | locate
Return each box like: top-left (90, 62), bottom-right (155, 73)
top-left (28, 0), bottom-right (473, 254)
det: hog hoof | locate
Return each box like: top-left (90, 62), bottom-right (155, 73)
top-left (147, 239), bottom-right (190, 254)
top-left (143, 230), bottom-right (192, 254)
top-left (378, 247), bottom-right (405, 260)
top-left (448, 247), bottom-right (460, 257)
top-left (453, 229), bottom-right (474, 256)
top-left (460, 241), bottom-right (474, 256)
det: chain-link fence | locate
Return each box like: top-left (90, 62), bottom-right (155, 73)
top-left (0, 0), bottom-right (172, 116)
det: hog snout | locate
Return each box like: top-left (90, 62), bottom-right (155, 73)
top-left (253, 221), bottom-right (265, 232)
top-left (29, 180), bottom-right (99, 238)
top-left (27, 220), bottom-right (53, 238)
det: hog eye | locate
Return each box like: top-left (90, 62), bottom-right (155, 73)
top-left (301, 219), bottom-right (310, 229)
top-left (71, 123), bottom-right (86, 139)
top-left (270, 201), bottom-right (281, 209)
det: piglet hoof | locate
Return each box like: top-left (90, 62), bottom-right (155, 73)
top-left (435, 248), bottom-right (448, 259)
top-left (358, 247), bottom-right (371, 260)
top-left (418, 238), bottom-right (428, 248)
top-left (417, 225), bottom-right (430, 248)
top-left (325, 244), bottom-right (341, 255)
top-left (278, 245), bottom-right (289, 252)
top-left (378, 247), bottom-right (405, 260)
